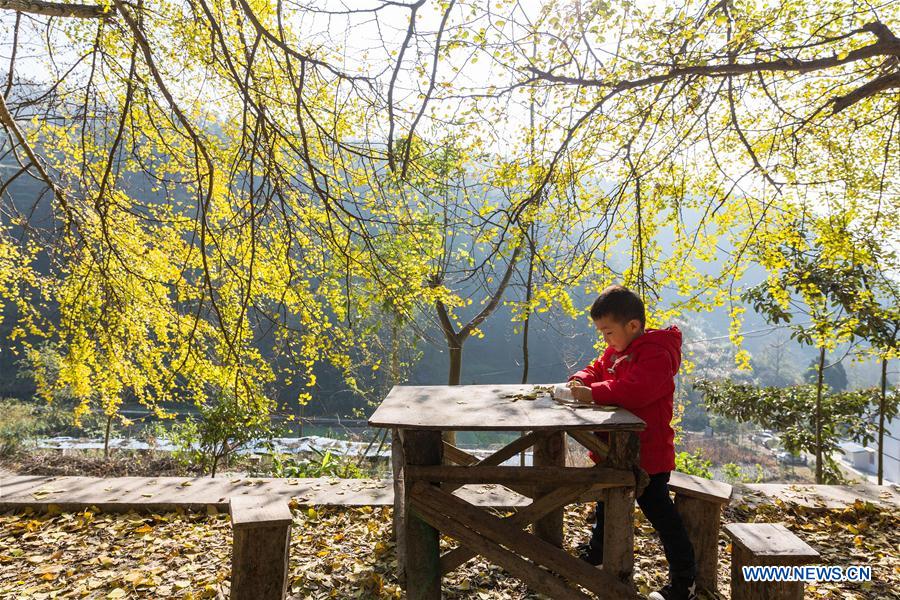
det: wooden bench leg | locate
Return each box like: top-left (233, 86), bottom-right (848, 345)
top-left (230, 500), bottom-right (292, 600)
top-left (674, 494), bottom-right (721, 593)
top-left (731, 545), bottom-right (806, 600)
top-left (725, 523), bottom-right (818, 600)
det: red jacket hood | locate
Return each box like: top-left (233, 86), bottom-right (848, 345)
top-left (624, 326), bottom-right (682, 372)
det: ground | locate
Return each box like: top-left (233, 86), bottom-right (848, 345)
top-left (1, 495), bottom-right (897, 599)
top-left (0, 450), bottom-right (189, 478)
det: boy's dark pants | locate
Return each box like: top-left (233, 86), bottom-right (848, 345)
top-left (589, 471), bottom-right (696, 583)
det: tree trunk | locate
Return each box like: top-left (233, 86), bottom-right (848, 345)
top-left (298, 401), bottom-right (304, 438)
top-left (356, 316), bottom-right (403, 468)
top-left (433, 245), bottom-right (522, 450)
top-left (390, 317), bottom-right (401, 387)
top-left (448, 343), bottom-right (462, 385)
top-left (520, 236), bottom-right (534, 466)
top-left (443, 344), bottom-right (462, 447)
top-left (878, 358), bottom-right (887, 485)
top-left (103, 414), bottom-right (113, 460)
top-left (522, 38), bottom-right (536, 388)
top-left (815, 346), bottom-right (826, 483)
top-left (521, 238), bottom-right (533, 386)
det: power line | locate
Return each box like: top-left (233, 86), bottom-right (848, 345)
top-left (684, 321), bottom-right (814, 345)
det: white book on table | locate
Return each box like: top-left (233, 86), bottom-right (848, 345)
top-left (551, 382), bottom-right (617, 410)
top-left (551, 383), bottom-right (576, 402)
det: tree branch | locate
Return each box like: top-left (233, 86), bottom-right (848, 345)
top-left (387, 0), bottom-right (424, 172)
top-left (0, 88), bottom-right (73, 223)
top-left (527, 21), bottom-right (900, 89)
top-left (0, 0), bottom-right (114, 19)
top-left (459, 245), bottom-right (522, 340)
top-left (400, 0), bottom-right (453, 179)
top-left (831, 70), bottom-right (900, 114)
top-left (233, 0), bottom-right (371, 86)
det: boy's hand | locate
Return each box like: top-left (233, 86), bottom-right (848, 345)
top-left (569, 384), bottom-right (593, 404)
top-left (567, 378), bottom-right (584, 388)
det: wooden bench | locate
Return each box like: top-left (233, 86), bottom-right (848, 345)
top-left (668, 471), bottom-right (733, 593)
top-left (229, 496), bottom-right (293, 600)
top-left (724, 523), bottom-right (819, 600)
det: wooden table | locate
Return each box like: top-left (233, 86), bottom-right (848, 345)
top-left (368, 384), bottom-right (648, 600)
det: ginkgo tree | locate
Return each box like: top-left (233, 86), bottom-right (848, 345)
top-left (0, 0), bottom-right (446, 432)
top-left (0, 0), bottom-right (896, 447)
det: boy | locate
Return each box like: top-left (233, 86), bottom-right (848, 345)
top-left (567, 285), bottom-right (697, 600)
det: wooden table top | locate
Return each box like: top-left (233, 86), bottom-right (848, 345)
top-left (368, 384), bottom-right (646, 431)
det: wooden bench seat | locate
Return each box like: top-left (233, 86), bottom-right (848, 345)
top-left (229, 496), bottom-right (293, 600)
top-left (724, 522), bottom-right (819, 599)
top-left (669, 471), bottom-right (733, 504)
top-left (668, 471), bottom-right (733, 594)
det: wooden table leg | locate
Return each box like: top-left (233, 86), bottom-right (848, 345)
top-left (400, 429), bottom-right (443, 600)
top-left (532, 430), bottom-right (566, 547)
top-left (603, 432), bottom-right (637, 588)
top-left (391, 429), bottom-right (406, 584)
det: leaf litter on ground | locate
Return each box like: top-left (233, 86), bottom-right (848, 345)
top-left (0, 496), bottom-right (897, 599)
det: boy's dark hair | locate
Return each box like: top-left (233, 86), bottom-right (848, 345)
top-left (590, 285), bottom-right (645, 327)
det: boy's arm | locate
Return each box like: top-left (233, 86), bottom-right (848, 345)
top-left (569, 358), bottom-right (603, 386)
top-left (589, 345), bottom-right (675, 410)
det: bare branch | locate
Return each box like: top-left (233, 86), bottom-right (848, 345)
top-left (832, 70), bottom-right (900, 114)
top-left (0, 87), bottom-right (73, 223)
top-left (0, 0), bottom-right (114, 19)
top-left (233, 0), bottom-right (372, 86)
top-left (400, 0), bottom-right (453, 179)
top-left (527, 21), bottom-right (900, 105)
top-left (459, 245), bottom-right (522, 340)
top-left (387, 0), bottom-right (424, 172)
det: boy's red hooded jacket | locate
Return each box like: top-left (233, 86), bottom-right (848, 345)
top-left (568, 326), bottom-right (681, 475)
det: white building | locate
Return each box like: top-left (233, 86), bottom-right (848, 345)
top-left (840, 415), bottom-right (900, 485)
top-left (838, 441), bottom-right (877, 474)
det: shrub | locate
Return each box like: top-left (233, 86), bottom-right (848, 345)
top-left (0, 398), bottom-right (38, 456)
top-left (722, 462), bottom-right (740, 482)
top-left (162, 389), bottom-right (277, 477)
top-left (675, 449), bottom-right (713, 478)
top-left (270, 448), bottom-right (366, 479)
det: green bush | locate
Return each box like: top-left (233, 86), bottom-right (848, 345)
top-left (270, 448), bottom-right (365, 479)
top-left (722, 462), bottom-right (767, 483)
top-left (694, 379), bottom-right (875, 484)
top-left (0, 399), bottom-right (39, 456)
top-left (30, 401), bottom-right (82, 437)
top-left (722, 462), bottom-right (743, 483)
top-left (675, 449), bottom-right (713, 478)
top-left (160, 389), bottom-right (278, 477)
top-left (753, 463), bottom-right (765, 483)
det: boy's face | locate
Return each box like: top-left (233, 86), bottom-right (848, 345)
top-left (593, 315), bottom-right (644, 353)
